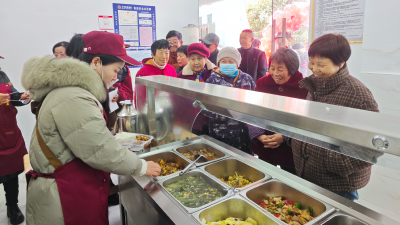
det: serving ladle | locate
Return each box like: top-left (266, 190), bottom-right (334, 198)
top-left (179, 154), bottom-right (207, 176)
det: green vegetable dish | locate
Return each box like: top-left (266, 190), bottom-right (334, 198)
top-left (165, 176), bottom-right (225, 208)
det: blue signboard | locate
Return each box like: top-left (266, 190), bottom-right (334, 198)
top-left (113, 3), bottom-right (156, 67)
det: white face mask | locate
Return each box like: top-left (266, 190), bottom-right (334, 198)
top-left (106, 79), bottom-right (119, 89)
top-left (94, 59), bottom-right (118, 89)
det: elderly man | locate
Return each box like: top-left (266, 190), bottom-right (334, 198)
top-left (166, 30), bottom-right (183, 69)
top-left (238, 29), bottom-right (268, 82)
top-left (200, 33), bottom-right (219, 65)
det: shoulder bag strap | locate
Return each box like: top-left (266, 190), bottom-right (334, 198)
top-left (35, 101), bottom-right (63, 169)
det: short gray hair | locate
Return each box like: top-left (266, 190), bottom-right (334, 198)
top-left (269, 48), bottom-right (299, 76)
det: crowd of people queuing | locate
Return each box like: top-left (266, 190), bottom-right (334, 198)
top-left (0, 28), bottom-right (379, 225)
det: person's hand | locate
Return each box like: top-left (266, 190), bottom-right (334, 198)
top-left (0, 93), bottom-right (10, 104)
top-left (145, 161), bottom-right (162, 177)
top-left (112, 93), bottom-right (119, 102)
top-left (20, 91), bottom-right (30, 100)
top-left (258, 134), bottom-right (284, 149)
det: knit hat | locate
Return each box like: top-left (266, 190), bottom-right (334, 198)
top-left (187, 43), bottom-right (210, 58)
top-left (292, 42), bottom-right (305, 50)
top-left (269, 48), bottom-right (299, 76)
top-left (216, 46), bottom-right (242, 66)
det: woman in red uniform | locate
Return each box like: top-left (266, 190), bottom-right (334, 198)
top-left (0, 55), bottom-right (30, 225)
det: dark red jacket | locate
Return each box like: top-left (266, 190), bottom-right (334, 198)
top-left (249, 71), bottom-right (308, 168)
top-left (176, 60), bottom-right (216, 131)
top-left (176, 59), bottom-right (215, 82)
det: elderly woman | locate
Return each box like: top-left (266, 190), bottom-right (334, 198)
top-left (203, 46), bottom-right (255, 154)
top-left (52, 41), bottom-right (69, 59)
top-left (136, 39), bottom-right (177, 77)
top-left (248, 48), bottom-right (308, 174)
top-left (176, 43), bottom-right (215, 135)
top-left (289, 34), bottom-right (379, 201)
top-left (177, 43), bottom-right (215, 81)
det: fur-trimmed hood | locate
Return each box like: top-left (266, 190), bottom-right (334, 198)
top-left (21, 55), bottom-right (106, 102)
top-left (181, 59), bottom-right (216, 76)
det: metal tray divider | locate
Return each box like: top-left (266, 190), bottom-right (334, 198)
top-left (157, 169), bottom-right (235, 214)
top-left (197, 157), bottom-right (272, 192)
top-left (238, 179), bottom-right (336, 225)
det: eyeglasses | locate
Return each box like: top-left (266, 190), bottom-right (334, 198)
top-left (168, 41), bottom-right (179, 46)
top-left (201, 41), bottom-right (211, 48)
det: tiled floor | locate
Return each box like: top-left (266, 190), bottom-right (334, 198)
top-left (0, 174), bottom-right (121, 225)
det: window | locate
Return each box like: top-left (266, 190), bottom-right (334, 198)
top-left (207, 14), bottom-right (212, 24)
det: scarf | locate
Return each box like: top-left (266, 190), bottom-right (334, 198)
top-left (194, 68), bottom-right (207, 82)
top-left (153, 59), bottom-right (166, 70)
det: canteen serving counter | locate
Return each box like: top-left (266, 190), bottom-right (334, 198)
top-left (118, 136), bottom-right (399, 225)
top-left (117, 76), bottom-right (400, 225)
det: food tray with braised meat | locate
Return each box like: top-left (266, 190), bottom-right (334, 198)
top-left (140, 150), bottom-right (191, 181)
top-left (174, 142), bottom-right (230, 167)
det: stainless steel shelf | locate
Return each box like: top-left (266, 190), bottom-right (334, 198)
top-left (136, 76), bottom-right (400, 168)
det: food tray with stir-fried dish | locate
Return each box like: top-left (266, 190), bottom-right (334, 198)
top-left (174, 142), bottom-right (230, 167)
top-left (158, 169), bottom-right (232, 214)
top-left (192, 195), bottom-right (281, 225)
top-left (258, 196), bottom-right (314, 224)
top-left (140, 150), bottom-right (191, 180)
top-left (240, 179), bottom-right (335, 225)
top-left (201, 158), bottom-right (271, 191)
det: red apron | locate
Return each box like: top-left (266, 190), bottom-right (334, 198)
top-left (27, 102), bottom-right (111, 225)
top-left (0, 83), bottom-right (27, 177)
top-left (27, 159), bottom-right (110, 225)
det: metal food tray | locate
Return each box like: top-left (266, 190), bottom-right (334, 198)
top-left (320, 212), bottom-right (369, 225)
top-left (191, 195), bottom-right (282, 225)
top-left (174, 140), bottom-right (231, 167)
top-left (240, 179), bottom-right (336, 225)
top-left (157, 169), bottom-right (233, 214)
top-left (140, 150), bottom-right (192, 181)
top-left (199, 157), bottom-right (272, 191)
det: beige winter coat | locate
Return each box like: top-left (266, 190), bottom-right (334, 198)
top-left (21, 56), bottom-right (146, 225)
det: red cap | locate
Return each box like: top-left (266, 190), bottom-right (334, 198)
top-left (82, 31), bottom-right (141, 66)
top-left (187, 43), bottom-right (210, 58)
top-left (0, 56), bottom-right (4, 59)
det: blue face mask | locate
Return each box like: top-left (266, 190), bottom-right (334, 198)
top-left (220, 63), bottom-right (238, 78)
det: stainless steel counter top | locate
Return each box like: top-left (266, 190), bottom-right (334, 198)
top-left (119, 136), bottom-right (400, 225)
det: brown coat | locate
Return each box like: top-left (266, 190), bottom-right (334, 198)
top-left (168, 51), bottom-right (179, 69)
top-left (292, 64), bottom-right (379, 191)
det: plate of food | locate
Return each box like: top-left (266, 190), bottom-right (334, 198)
top-left (114, 132), bottom-right (153, 151)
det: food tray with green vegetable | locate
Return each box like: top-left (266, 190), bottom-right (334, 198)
top-left (158, 169), bottom-right (233, 214)
top-left (240, 179), bottom-right (335, 225)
